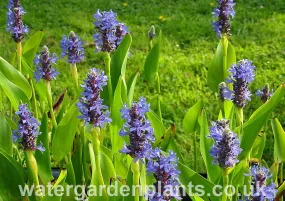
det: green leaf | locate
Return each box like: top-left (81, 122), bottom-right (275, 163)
top-left (0, 72), bottom-right (29, 110)
top-left (153, 124), bottom-right (176, 151)
top-left (111, 34), bottom-right (132, 91)
top-left (23, 31), bottom-right (44, 67)
top-left (169, 140), bottom-right (185, 164)
top-left (231, 159), bottom-right (248, 187)
top-left (52, 104), bottom-right (80, 161)
top-left (251, 131), bottom-right (266, 159)
top-left (4, 116), bottom-right (17, 130)
top-left (0, 57), bottom-right (32, 99)
top-left (207, 40), bottom-right (236, 92)
top-left (183, 100), bottom-right (203, 133)
top-left (100, 152), bottom-right (116, 186)
top-left (0, 113), bottom-right (12, 156)
top-left (127, 71), bottom-right (140, 106)
top-left (271, 117), bottom-right (285, 162)
top-left (198, 109), bottom-right (222, 183)
top-left (43, 169), bottom-right (67, 201)
top-left (0, 149), bottom-right (26, 201)
top-left (111, 77), bottom-right (124, 154)
top-left (144, 32), bottom-right (161, 83)
top-left (35, 113), bottom-right (53, 184)
top-left (22, 57), bottom-right (47, 101)
top-left (147, 110), bottom-right (164, 139)
top-left (238, 84), bottom-right (285, 160)
top-left (178, 162), bottom-right (219, 201)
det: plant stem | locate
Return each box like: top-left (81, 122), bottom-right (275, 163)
top-left (29, 77), bottom-right (39, 119)
top-left (132, 160), bottom-right (140, 201)
top-left (90, 127), bottom-right (108, 199)
top-left (80, 122), bottom-right (90, 183)
top-left (70, 63), bottom-right (79, 90)
top-left (222, 171), bottom-right (229, 201)
top-left (64, 154), bottom-right (76, 185)
top-left (221, 35), bottom-right (228, 80)
top-left (236, 107), bottom-right (243, 133)
top-left (281, 162), bottom-right (284, 191)
top-left (193, 131), bottom-right (197, 171)
top-left (24, 150), bottom-right (42, 199)
top-left (104, 54), bottom-right (113, 106)
top-left (45, 81), bottom-right (57, 128)
top-left (17, 42), bottom-right (22, 72)
top-left (156, 73), bottom-right (162, 121)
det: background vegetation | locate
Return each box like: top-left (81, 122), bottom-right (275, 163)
top-left (0, 0), bottom-right (285, 171)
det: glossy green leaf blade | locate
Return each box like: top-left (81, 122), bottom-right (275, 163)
top-left (207, 40), bottom-right (236, 92)
top-left (178, 162), bottom-right (219, 201)
top-left (0, 72), bottom-right (29, 110)
top-left (23, 31), bottom-right (44, 66)
top-left (111, 34), bottom-right (132, 90)
top-left (271, 117), bottom-right (285, 162)
top-left (111, 77), bottom-right (124, 153)
top-left (0, 57), bottom-right (32, 99)
top-left (238, 84), bottom-right (285, 160)
top-left (147, 110), bottom-right (164, 138)
top-left (183, 100), bottom-right (203, 133)
top-left (0, 113), bottom-right (12, 156)
top-left (0, 149), bottom-right (26, 201)
top-left (144, 32), bottom-right (161, 83)
top-left (127, 71), bottom-right (139, 106)
top-left (198, 109), bottom-right (222, 183)
top-left (35, 113), bottom-right (53, 184)
top-left (52, 104), bottom-right (80, 161)
top-left (154, 124), bottom-right (176, 151)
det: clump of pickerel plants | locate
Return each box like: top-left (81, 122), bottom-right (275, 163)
top-left (0, 1), bottom-right (284, 201)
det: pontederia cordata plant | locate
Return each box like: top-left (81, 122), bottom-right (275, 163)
top-left (0, 0), bottom-right (285, 201)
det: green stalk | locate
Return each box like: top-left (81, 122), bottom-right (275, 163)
top-left (29, 77), bottom-right (39, 119)
top-left (45, 81), bottom-right (57, 128)
top-left (156, 73), bottom-right (162, 121)
top-left (17, 42), bottom-right (22, 72)
top-left (80, 122), bottom-right (90, 183)
top-left (64, 154), bottom-right (76, 185)
top-left (236, 107), bottom-right (243, 133)
top-left (70, 63), bottom-right (79, 90)
top-left (131, 160), bottom-right (140, 201)
top-left (281, 162), bottom-right (284, 201)
top-left (221, 35), bottom-right (228, 80)
top-left (24, 150), bottom-right (42, 200)
top-left (90, 127), bottom-right (108, 199)
top-left (193, 131), bottom-right (197, 171)
top-left (104, 54), bottom-right (113, 106)
top-left (222, 171), bottom-right (229, 201)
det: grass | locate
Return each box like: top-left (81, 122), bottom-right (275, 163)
top-left (0, 0), bottom-right (285, 171)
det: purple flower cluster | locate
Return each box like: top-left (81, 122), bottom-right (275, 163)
top-left (60, 31), bottom-right (84, 65)
top-left (77, 68), bottom-right (111, 127)
top-left (245, 166), bottom-right (277, 201)
top-left (224, 59), bottom-right (255, 108)
top-left (146, 148), bottom-right (181, 201)
top-left (212, 0), bottom-right (235, 37)
top-left (6, 0), bottom-right (29, 42)
top-left (93, 10), bottom-right (129, 52)
top-left (34, 46), bottom-right (59, 82)
top-left (13, 104), bottom-right (44, 152)
top-left (208, 119), bottom-right (242, 168)
top-left (119, 97), bottom-right (155, 162)
top-left (256, 84), bottom-right (273, 103)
